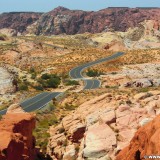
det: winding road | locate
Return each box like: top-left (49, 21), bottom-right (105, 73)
top-left (0, 43), bottom-right (124, 115)
top-left (69, 52), bottom-right (124, 89)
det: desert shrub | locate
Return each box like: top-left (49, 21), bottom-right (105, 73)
top-left (45, 77), bottom-right (60, 88)
top-left (65, 80), bottom-right (79, 86)
top-left (138, 88), bottom-right (149, 93)
top-left (86, 69), bottom-right (100, 77)
top-left (111, 72), bottom-right (117, 75)
top-left (39, 74), bottom-right (61, 88)
top-left (41, 73), bottom-right (51, 80)
top-left (64, 103), bottom-right (77, 110)
top-left (34, 113), bottom-right (58, 153)
top-left (33, 85), bottom-right (44, 91)
top-left (19, 84), bottom-right (28, 91)
top-left (31, 73), bottom-right (37, 79)
top-left (29, 67), bottom-right (36, 73)
top-left (58, 127), bottom-right (65, 134)
top-left (48, 103), bottom-right (55, 111)
top-left (0, 34), bottom-right (7, 41)
top-left (0, 115), bottom-right (2, 121)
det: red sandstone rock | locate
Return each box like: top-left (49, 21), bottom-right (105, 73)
top-left (1, 7), bottom-right (160, 35)
top-left (116, 115), bottom-right (160, 160)
top-left (0, 12), bottom-right (42, 34)
top-left (0, 112), bottom-right (36, 160)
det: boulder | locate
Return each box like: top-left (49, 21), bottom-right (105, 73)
top-left (7, 103), bottom-right (24, 114)
top-left (99, 110), bottom-right (116, 125)
top-left (63, 145), bottom-right (76, 160)
top-left (133, 79), bottom-right (153, 88)
top-left (83, 123), bottom-right (116, 159)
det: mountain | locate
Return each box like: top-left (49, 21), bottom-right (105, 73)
top-left (0, 7), bottom-right (160, 36)
top-left (0, 12), bottom-right (42, 34)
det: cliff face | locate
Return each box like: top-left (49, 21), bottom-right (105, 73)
top-left (116, 115), bottom-right (160, 160)
top-left (28, 7), bottom-right (160, 35)
top-left (0, 7), bottom-right (160, 35)
top-left (0, 12), bottom-right (42, 34)
top-left (0, 107), bottom-right (36, 160)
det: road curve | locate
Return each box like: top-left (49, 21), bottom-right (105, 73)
top-left (69, 52), bottom-right (125, 89)
top-left (0, 43), bottom-right (124, 115)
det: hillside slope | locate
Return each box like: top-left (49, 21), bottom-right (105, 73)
top-left (0, 7), bottom-right (160, 35)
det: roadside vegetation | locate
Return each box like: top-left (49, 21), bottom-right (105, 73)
top-left (65, 80), bottom-right (79, 86)
top-left (86, 69), bottom-right (103, 77)
top-left (0, 34), bottom-right (7, 41)
top-left (37, 73), bottom-right (61, 88)
top-left (34, 105), bottom-right (58, 154)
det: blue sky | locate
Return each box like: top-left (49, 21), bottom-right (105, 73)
top-left (0, 0), bottom-right (160, 13)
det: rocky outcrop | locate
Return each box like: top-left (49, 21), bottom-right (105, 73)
top-left (0, 12), bottom-right (42, 34)
top-left (116, 115), bottom-right (160, 160)
top-left (30, 7), bottom-right (160, 35)
top-left (1, 7), bottom-right (160, 35)
top-left (0, 105), bottom-right (36, 160)
top-left (104, 40), bottom-right (126, 51)
top-left (0, 67), bottom-right (16, 95)
top-left (47, 91), bottom-right (160, 159)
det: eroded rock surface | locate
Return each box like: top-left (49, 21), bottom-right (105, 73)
top-left (47, 91), bottom-right (160, 160)
top-left (0, 67), bottom-right (15, 95)
top-left (0, 105), bottom-right (36, 160)
top-left (116, 115), bottom-right (160, 160)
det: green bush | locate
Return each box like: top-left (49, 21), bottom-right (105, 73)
top-left (138, 88), bottom-right (149, 93)
top-left (33, 85), bottom-right (44, 91)
top-left (0, 34), bottom-right (7, 41)
top-left (33, 113), bottom-right (58, 154)
top-left (41, 73), bottom-right (51, 80)
top-left (86, 69), bottom-right (99, 77)
top-left (45, 77), bottom-right (60, 88)
top-left (65, 80), bottom-right (79, 86)
top-left (39, 74), bottom-right (61, 88)
top-left (31, 73), bottom-right (37, 79)
top-left (19, 84), bottom-right (28, 91)
top-left (29, 67), bottom-right (35, 73)
top-left (64, 104), bottom-right (77, 110)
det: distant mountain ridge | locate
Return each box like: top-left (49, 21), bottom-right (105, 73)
top-left (0, 6), bottom-right (160, 35)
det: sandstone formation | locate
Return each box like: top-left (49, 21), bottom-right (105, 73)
top-left (116, 115), bottom-right (160, 160)
top-left (0, 12), bottom-right (42, 35)
top-left (0, 67), bottom-right (16, 95)
top-left (47, 91), bottom-right (160, 160)
top-left (0, 105), bottom-right (36, 160)
top-left (0, 7), bottom-right (160, 35)
top-left (29, 7), bottom-right (160, 35)
top-left (104, 40), bottom-right (126, 51)
top-left (7, 103), bottom-right (25, 114)
top-left (101, 63), bottom-right (160, 88)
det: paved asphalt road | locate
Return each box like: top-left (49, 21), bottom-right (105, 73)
top-left (69, 52), bottom-right (125, 89)
top-left (0, 92), bottom-right (61, 115)
top-left (0, 47), bottom-right (124, 115)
